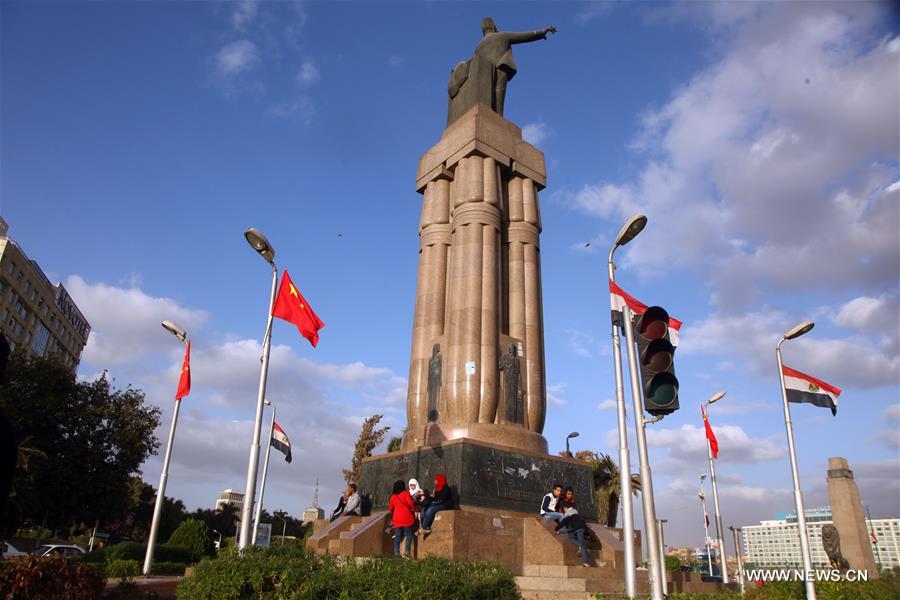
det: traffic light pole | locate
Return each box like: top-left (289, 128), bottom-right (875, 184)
top-left (623, 307), bottom-right (664, 600)
top-left (607, 254), bottom-right (636, 599)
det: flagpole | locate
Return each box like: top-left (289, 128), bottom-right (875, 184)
top-left (730, 526), bottom-right (746, 594)
top-left (239, 228), bottom-right (278, 551)
top-left (702, 398), bottom-right (729, 584)
top-left (607, 215), bottom-right (646, 599)
top-left (776, 321), bottom-right (817, 600)
top-left (700, 475), bottom-right (713, 577)
top-left (143, 322), bottom-right (188, 576)
top-left (252, 400), bottom-right (275, 545)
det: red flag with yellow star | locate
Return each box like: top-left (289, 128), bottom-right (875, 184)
top-left (272, 270), bottom-right (325, 347)
top-left (176, 341), bottom-right (191, 399)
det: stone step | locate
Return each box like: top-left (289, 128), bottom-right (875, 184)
top-left (520, 563), bottom-right (613, 577)
top-left (515, 576), bottom-right (588, 593)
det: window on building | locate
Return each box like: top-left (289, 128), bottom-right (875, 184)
top-left (32, 323), bottom-right (50, 357)
top-left (15, 271), bottom-right (23, 284)
top-left (6, 262), bottom-right (15, 275)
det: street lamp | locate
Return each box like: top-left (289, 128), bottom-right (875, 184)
top-left (657, 519), bottom-right (669, 596)
top-left (252, 400), bottom-right (276, 545)
top-left (699, 474), bottom-right (713, 577)
top-left (565, 431), bottom-right (579, 457)
top-left (238, 228), bottom-right (279, 551)
top-left (143, 321), bottom-right (188, 576)
top-left (273, 513), bottom-right (287, 545)
top-left (776, 320), bottom-right (817, 600)
top-left (729, 526), bottom-right (745, 594)
top-left (606, 214), bottom-right (647, 599)
top-left (703, 391), bottom-right (729, 584)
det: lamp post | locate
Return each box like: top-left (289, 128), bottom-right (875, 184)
top-left (238, 228), bottom-right (279, 551)
top-left (657, 519), bottom-right (669, 596)
top-left (274, 513), bottom-right (287, 545)
top-left (703, 391), bottom-right (729, 584)
top-left (776, 320), bottom-right (817, 600)
top-left (252, 400), bottom-right (276, 545)
top-left (565, 431), bottom-right (580, 458)
top-left (606, 214), bottom-right (646, 599)
top-left (730, 526), bottom-right (745, 593)
top-left (143, 320), bottom-right (188, 576)
top-left (699, 474), bottom-right (713, 577)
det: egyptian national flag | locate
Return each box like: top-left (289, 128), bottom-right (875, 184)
top-left (782, 365), bottom-right (841, 416)
top-left (175, 341), bottom-right (191, 400)
top-left (271, 422), bottom-right (292, 464)
top-left (609, 280), bottom-right (683, 345)
top-left (702, 405), bottom-right (719, 459)
top-left (272, 270), bottom-right (325, 347)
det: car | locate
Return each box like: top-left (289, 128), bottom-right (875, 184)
top-left (31, 544), bottom-right (86, 557)
top-left (1, 542), bottom-right (28, 558)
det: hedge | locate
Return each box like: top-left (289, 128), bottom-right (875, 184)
top-left (168, 518), bottom-right (215, 561)
top-left (153, 561), bottom-right (187, 576)
top-left (105, 559), bottom-right (141, 579)
top-left (0, 556), bottom-right (104, 600)
top-left (106, 541), bottom-right (193, 564)
top-left (176, 545), bottom-right (520, 600)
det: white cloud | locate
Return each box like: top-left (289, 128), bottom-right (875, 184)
top-left (646, 423), bottom-right (784, 467)
top-left (884, 404), bottom-right (900, 423)
top-left (216, 40), bottom-right (261, 76)
top-left (65, 275), bottom-right (208, 366)
top-left (597, 399), bottom-right (617, 411)
top-left (297, 57), bottom-right (320, 86)
top-left (565, 329), bottom-right (596, 358)
top-left (522, 122), bottom-right (553, 146)
top-left (547, 382), bottom-right (566, 406)
top-left (231, 0), bottom-right (258, 31)
top-left (575, 1), bottom-right (617, 24)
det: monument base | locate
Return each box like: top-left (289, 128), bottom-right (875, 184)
top-left (402, 422), bottom-right (548, 455)
top-left (358, 437), bottom-right (596, 521)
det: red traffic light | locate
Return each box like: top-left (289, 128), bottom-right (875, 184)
top-left (639, 306), bottom-right (670, 341)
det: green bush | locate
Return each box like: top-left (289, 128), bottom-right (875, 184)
top-left (168, 518), bottom-right (215, 561)
top-left (741, 571), bottom-right (899, 600)
top-left (85, 561), bottom-right (106, 578)
top-left (105, 559), bottom-right (141, 579)
top-left (107, 541), bottom-right (145, 562)
top-left (664, 555), bottom-right (682, 572)
top-left (152, 561), bottom-right (187, 576)
top-left (177, 545), bottom-right (520, 600)
top-left (106, 541), bottom-right (193, 564)
top-left (0, 556), bottom-right (105, 599)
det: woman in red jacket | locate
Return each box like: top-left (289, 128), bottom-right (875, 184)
top-left (389, 479), bottom-right (418, 556)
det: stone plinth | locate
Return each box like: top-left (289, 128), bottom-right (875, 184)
top-left (827, 457), bottom-right (879, 576)
top-left (357, 437), bottom-right (596, 520)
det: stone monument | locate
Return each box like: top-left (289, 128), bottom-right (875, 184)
top-left (358, 18), bottom-right (597, 519)
top-left (826, 457), bottom-right (879, 576)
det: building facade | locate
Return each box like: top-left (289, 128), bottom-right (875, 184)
top-left (743, 506), bottom-right (900, 569)
top-left (0, 219), bottom-right (90, 369)
top-left (215, 488), bottom-right (244, 512)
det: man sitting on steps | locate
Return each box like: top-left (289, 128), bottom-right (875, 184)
top-left (555, 507), bottom-right (592, 567)
top-left (540, 483), bottom-right (564, 523)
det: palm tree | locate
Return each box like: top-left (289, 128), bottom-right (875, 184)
top-left (574, 450), bottom-right (641, 528)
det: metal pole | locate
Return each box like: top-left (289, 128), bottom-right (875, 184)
top-left (730, 526), bottom-right (745, 594)
top-left (776, 340), bottom-right (817, 600)
top-left (700, 479), bottom-right (713, 577)
top-left (657, 519), bottom-right (668, 596)
top-left (622, 307), bottom-right (664, 600)
top-left (239, 263), bottom-right (278, 550)
top-left (143, 396), bottom-right (183, 575)
top-left (252, 403), bottom-right (276, 545)
top-left (607, 250), bottom-right (636, 598)
top-left (706, 428), bottom-right (730, 583)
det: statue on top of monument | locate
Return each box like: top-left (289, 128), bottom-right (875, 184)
top-left (447, 18), bottom-right (556, 125)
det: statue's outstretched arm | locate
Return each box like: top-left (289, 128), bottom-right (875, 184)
top-left (503, 26), bottom-right (556, 45)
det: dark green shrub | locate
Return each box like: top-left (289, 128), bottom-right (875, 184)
top-left (106, 541), bottom-right (192, 564)
top-left (664, 555), bottom-right (682, 572)
top-left (176, 545), bottom-right (520, 600)
top-left (157, 544), bottom-right (193, 564)
top-left (106, 559), bottom-right (141, 579)
top-left (167, 518), bottom-right (215, 561)
top-left (108, 541), bottom-right (145, 561)
top-left (85, 561), bottom-right (106, 578)
top-left (152, 561), bottom-right (187, 576)
top-left (0, 556), bottom-right (105, 599)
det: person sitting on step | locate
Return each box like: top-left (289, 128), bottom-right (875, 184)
top-left (420, 473), bottom-right (451, 534)
top-left (555, 507), bottom-right (591, 567)
top-left (556, 486), bottom-right (577, 514)
top-left (343, 483), bottom-right (361, 517)
top-left (540, 483), bottom-right (565, 523)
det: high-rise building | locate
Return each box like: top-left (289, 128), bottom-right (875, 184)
top-left (743, 506), bottom-right (900, 569)
top-left (0, 218), bottom-right (90, 369)
top-left (215, 489), bottom-right (244, 512)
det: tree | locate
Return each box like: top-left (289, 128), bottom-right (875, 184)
top-left (125, 477), bottom-right (187, 542)
top-left (0, 354), bottom-right (160, 535)
top-left (168, 517), bottom-right (215, 560)
top-left (574, 450), bottom-right (641, 528)
top-left (387, 426), bottom-right (407, 453)
top-left (343, 414), bottom-right (389, 484)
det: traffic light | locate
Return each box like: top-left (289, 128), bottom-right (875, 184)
top-left (634, 306), bottom-right (679, 416)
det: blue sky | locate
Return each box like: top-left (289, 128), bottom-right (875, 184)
top-left (2, 1), bottom-right (898, 550)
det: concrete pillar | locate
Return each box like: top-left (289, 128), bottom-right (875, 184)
top-left (827, 457), bottom-right (880, 576)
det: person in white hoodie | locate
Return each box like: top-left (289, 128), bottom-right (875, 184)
top-left (540, 483), bottom-right (564, 523)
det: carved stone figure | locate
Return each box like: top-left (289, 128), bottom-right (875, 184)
top-left (822, 524), bottom-right (851, 570)
top-left (500, 343), bottom-right (523, 425)
top-left (427, 344), bottom-right (442, 422)
top-left (447, 18), bottom-right (556, 125)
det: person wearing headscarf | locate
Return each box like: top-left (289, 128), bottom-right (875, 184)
top-left (408, 478), bottom-right (426, 505)
top-left (421, 473), bottom-right (450, 533)
top-left (554, 507), bottom-right (591, 567)
top-left (389, 479), bottom-right (418, 557)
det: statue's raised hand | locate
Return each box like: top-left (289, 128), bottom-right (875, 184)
top-left (544, 26), bottom-right (557, 37)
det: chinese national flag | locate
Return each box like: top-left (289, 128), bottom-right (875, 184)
top-left (702, 405), bottom-right (718, 459)
top-left (176, 341), bottom-right (191, 400)
top-left (272, 270), bottom-right (325, 347)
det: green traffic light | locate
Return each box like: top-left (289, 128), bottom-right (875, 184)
top-left (648, 372), bottom-right (679, 408)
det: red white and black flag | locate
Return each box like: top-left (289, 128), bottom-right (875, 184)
top-left (702, 405), bottom-right (719, 459)
top-left (782, 365), bottom-right (841, 416)
top-left (271, 422), bottom-right (292, 464)
top-left (609, 280), bottom-right (683, 345)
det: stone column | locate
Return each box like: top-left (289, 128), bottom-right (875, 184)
top-left (827, 457), bottom-right (880, 576)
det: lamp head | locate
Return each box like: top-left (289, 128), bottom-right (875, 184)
top-left (784, 321), bottom-right (814, 340)
top-left (614, 214), bottom-right (648, 247)
top-left (708, 391), bottom-right (726, 405)
top-left (700, 474), bottom-right (707, 481)
top-left (567, 431), bottom-right (580, 439)
top-left (265, 399), bottom-right (272, 406)
top-left (161, 320), bottom-right (187, 342)
top-left (244, 228), bottom-right (275, 263)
